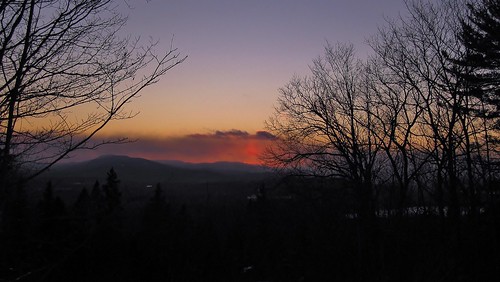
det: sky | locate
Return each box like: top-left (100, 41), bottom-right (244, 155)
top-left (83, 0), bottom-right (409, 164)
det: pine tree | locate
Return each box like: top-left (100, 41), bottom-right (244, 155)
top-left (91, 180), bottom-right (101, 199)
top-left (0, 183), bottom-right (31, 280)
top-left (137, 183), bottom-right (172, 282)
top-left (151, 183), bottom-right (166, 209)
top-left (69, 187), bottom-right (91, 243)
top-left (1, 183), bottom-right (29, 241)
top-left (143, 183), bottom-right (169, 228)
top-left (39, 181), bottom-right (54, 218)
top-left (74, 187), bottom-right (91, 214)
top-left (460, 0), bottom-right (500, 115)
top-left (102, 168), bottom-right (121, 214)
top-left (38, 181), bottom-right (67, 220)
top-left (74, 187), bottom-right (91, 224)
top-left (89, 180), bottom-right (104, 222)
top-left (37, 181), bottom-right (68, 258)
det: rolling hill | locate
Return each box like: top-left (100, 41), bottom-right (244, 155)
top-left (41, 155), bottom-right (272, 187)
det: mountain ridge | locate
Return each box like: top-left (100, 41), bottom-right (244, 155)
top-left (42, 155), bottom-right (272, 186)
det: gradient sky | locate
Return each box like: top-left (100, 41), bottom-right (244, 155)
top-left (85, 0), bottom-right (409, 163)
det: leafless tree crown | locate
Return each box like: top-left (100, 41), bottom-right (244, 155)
top-left (266, 0), bottom-right (499, 219)
top-left (0, 0), bottom-right (186, 178)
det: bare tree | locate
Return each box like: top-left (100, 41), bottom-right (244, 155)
top-left (365, 53), bottom-right (427, 213)
top-left (265, 1), bottom-right (500, 279)
top-left (265, 43), bottom-right (383, 277)
top-left (368, 0), bottom-right (480, 220)
top-left (266, 43), bottom-right (381, 210)
top-left (0, 0), bottom-right (186, 179)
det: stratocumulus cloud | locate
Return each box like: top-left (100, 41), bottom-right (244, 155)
top-left (255, 130), bottom-right (278, 140)
top-left (73, 130), bottom-right (277, 164)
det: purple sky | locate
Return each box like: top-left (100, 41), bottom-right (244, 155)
top-left (88, 0), bottom-right (409, 162)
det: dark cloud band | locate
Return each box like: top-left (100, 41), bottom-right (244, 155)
top-left (69, 130), bottom-right (276, 164)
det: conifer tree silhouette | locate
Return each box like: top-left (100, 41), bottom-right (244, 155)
top-left (102, 168), bottom-right (121, 214)
top-left (459, 0), bottom-right (500, 113)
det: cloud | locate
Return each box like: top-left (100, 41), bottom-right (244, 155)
top-left (255, 130), bottom-right (277, 140)
top-left (214, 129), bottom-right (249, 138)
top-left (187, 129), bottom-right (274, 140)
top-left (70, 130), bottom-right (277, 164)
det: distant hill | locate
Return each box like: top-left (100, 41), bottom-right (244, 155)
top-left (159, 160), bottom-right (272, 174)
top-left (41, 155), bottom-right (272, 187)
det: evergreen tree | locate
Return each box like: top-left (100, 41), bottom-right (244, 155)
top-left (74, 187), bottom-right (91, 216)
top-left (90, 180), bottom-right (101, 200)
top-left (1, 183), bottom-right (29, 242)
top-left (151, 183), bottom-right (167, 210)
top-left (73, 187), bottom-right (92, 236)
top-left (90, 180), bottom-right (104, 222)
top-left (460, 0), bottom-right (500, 115)
top-left (36, 181), bottom-right (69, 266)
top-left (138, 183), bottom-right (171, 279)
top-left (39, 181), bottom-right (54, 218)
top-left (38, 181), bottom-right (67, 224)
top-left (0, 183), bottom-right (31, 281)
top-left (142, 183), bottom-right (169, 229)
top-left (92, 169), bottom-right (125, 278)
top-left (102, 168), bottom-right (121, 214)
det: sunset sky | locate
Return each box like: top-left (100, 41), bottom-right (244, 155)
top-left (86, 0), bottom-right (408, 164)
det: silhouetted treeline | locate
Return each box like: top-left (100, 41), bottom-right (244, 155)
top-left (263, 2), bottom-right (500, 280)
top-left (1, 168), bottom-right (499, 281)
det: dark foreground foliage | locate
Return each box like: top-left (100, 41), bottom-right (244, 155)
top-left (1, 172), bottom-right (499, 282)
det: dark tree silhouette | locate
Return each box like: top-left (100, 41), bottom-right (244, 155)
top-left (90, 180), bottom-right (102, 203)
top-left (459, 0), bottom-right (500, 114)
top-left (454, 1), bottom-right (500, 199)
top-left (0, 183), bottom-right (31, 280)
top-left (38, 181), bottom-right (67, 225)
top-left (89, 180), bottom-right (105, 223)
top-left (266, 1), bottom-right (500, 280)
top-left (150, 183), bottom-right (167, 208)
top-left (136, 183), bottom-right (172, 280)
top-left (266, 43), bottom-right (380, 213)
top-left (36, 181), bottom-right (69, 263)
top-left (265, 42), bottom-right (382, 279)
top-left (74, 187), bottom-right (91, 217)
top-left (0, 0), bottom-right (186, 180)
top-left (102, 168), bottom-right (121, 214)
top-left (39, 181), bottom-right (55, 217)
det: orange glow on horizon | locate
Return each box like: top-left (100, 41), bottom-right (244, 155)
top-left (78, 130), bottom-right (277, 165)
top-left (243, 141), bottom-right (260, 162)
